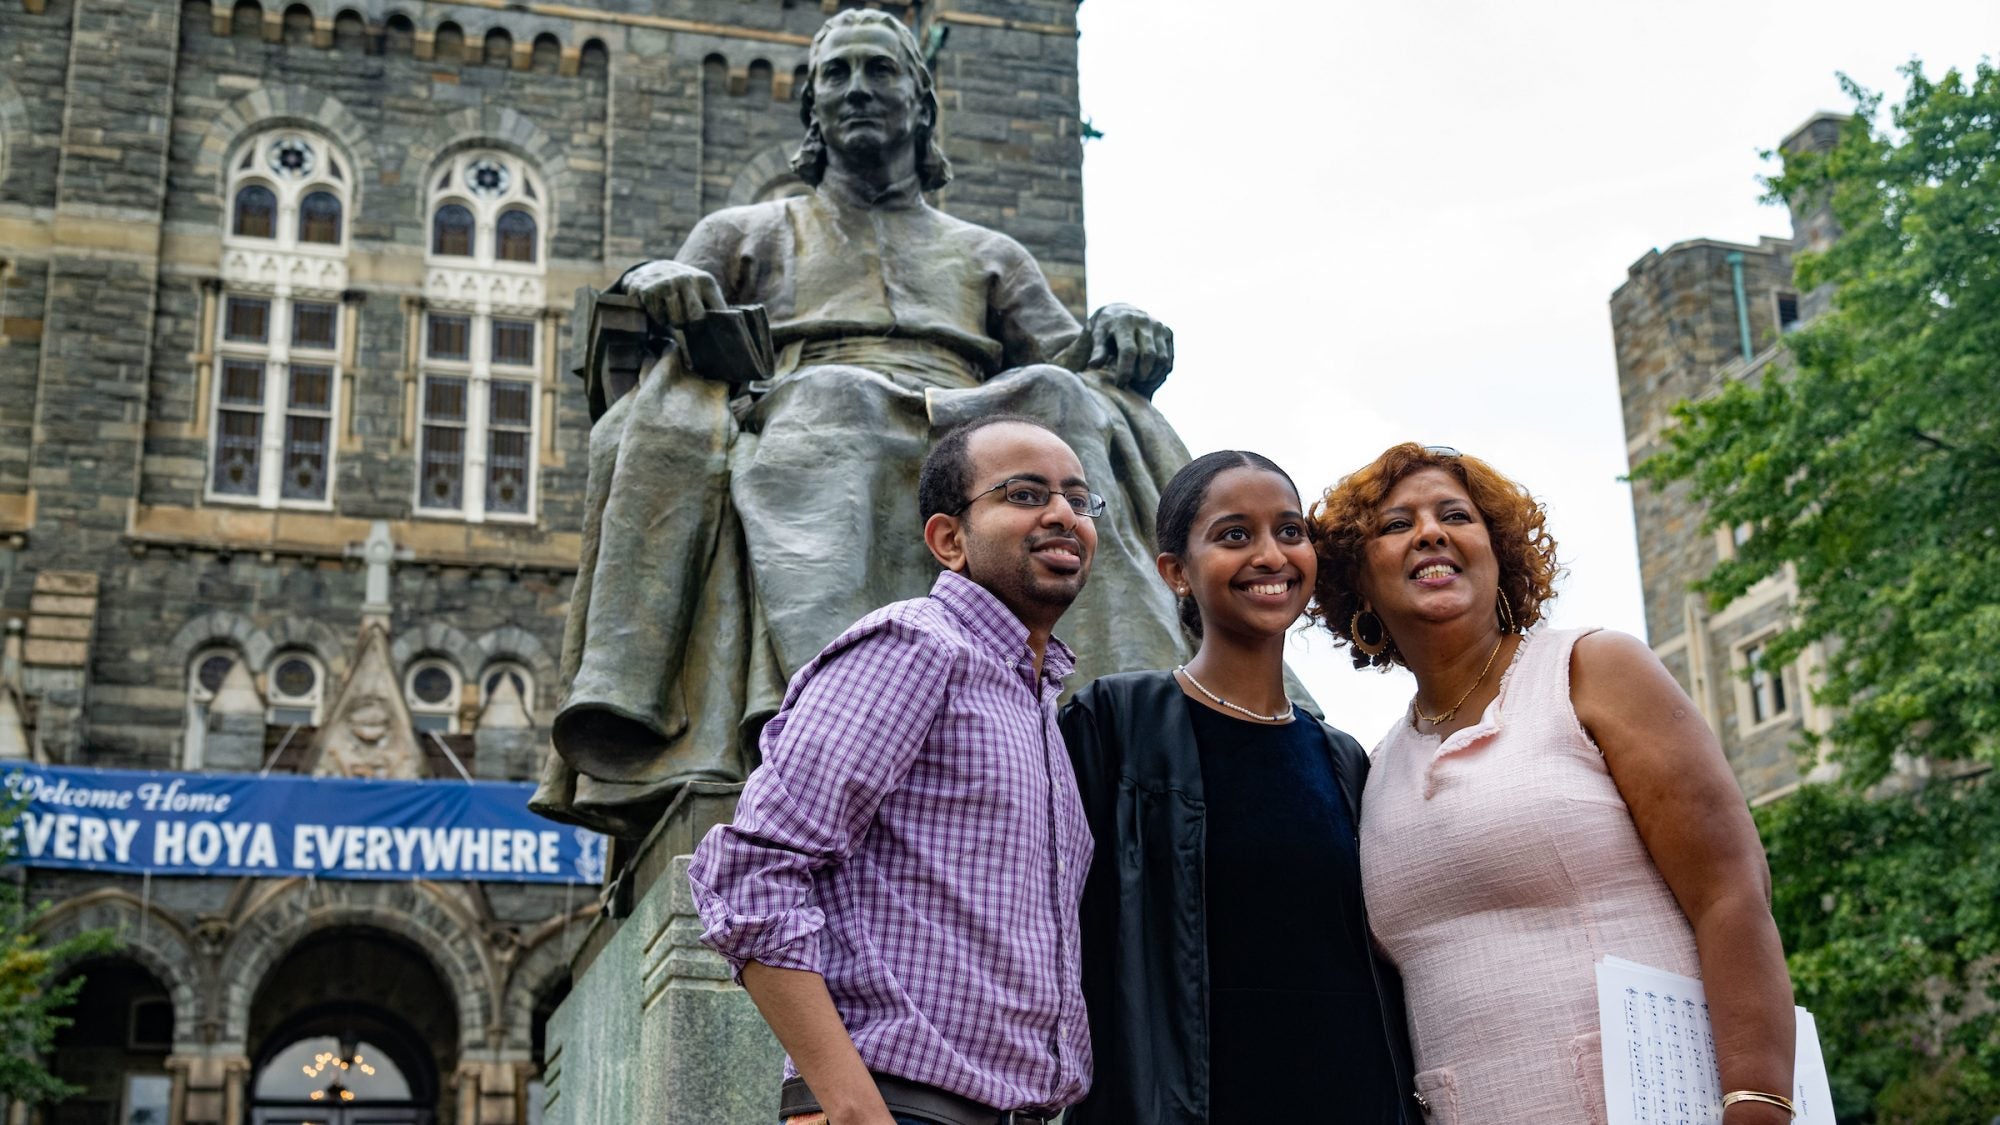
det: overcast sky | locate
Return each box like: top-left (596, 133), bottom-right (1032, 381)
top-left (1073, 1), bottom-right (2000, 742)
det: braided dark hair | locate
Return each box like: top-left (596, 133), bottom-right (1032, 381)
top-left (1155, 450), bottom-right (1300, 640)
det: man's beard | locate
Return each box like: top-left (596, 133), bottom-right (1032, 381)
top-left (962, 534), bottom-right (1089, 616)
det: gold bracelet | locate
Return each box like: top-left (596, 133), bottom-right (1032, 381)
top-left (1721, 1090), bottom-right (1797, 1117)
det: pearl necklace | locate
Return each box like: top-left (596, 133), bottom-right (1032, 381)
top-left (1175, 665), bottom-right (1294, 724)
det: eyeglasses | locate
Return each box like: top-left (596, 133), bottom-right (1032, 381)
top-left (955, 478), bottom-right (1107, 519)
top-left (1422, 445), bottom-right (1462, 457)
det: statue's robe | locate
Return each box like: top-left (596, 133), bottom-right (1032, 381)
top-left (534, 176), bottom-right (1193, 836)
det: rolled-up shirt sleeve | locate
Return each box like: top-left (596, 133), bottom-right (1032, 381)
top-left (687, 617), bottom-right (950, 978)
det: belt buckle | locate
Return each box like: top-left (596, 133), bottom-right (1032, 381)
top-left (998, 1114), bottom-right (1041, 1125)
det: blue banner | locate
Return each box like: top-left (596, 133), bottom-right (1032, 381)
top-left (2, 764), bottom-right (606, 884)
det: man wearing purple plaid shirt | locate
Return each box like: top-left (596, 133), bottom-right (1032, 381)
top-left (689, 415), bottom-right (1101, 1125)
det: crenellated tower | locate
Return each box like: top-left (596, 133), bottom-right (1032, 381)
top-left (1607, 112), bottom-right (1848, 803)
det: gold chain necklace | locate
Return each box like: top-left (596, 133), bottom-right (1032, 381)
top-left (1175, 665), bottom-right (1294, 724)
top-left (1410, 634), bottom-right (1506, 730)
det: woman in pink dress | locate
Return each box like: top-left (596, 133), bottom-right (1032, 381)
top-left (1308, 443), bottom-right (1797, 1124)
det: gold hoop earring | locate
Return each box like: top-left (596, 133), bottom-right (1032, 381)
top-left (1497, 591), bottom-right (1516, 634)
top-left (1351, 608), bottom-right (1390, 657)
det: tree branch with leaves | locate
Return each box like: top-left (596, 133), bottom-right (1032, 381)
top-left (0, 807), bottom-right (117, 1107)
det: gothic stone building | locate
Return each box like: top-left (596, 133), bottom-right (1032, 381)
top-left (0, 0), bottom-right (1090, 1121)
top-left (1609, 113), bottom-right (1846, 804)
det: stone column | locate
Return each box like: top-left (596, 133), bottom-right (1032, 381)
top-left (30, 0), bottom-right (184, 587)
top-left (454, 1057), bottom-right (530, 1125)
top-left (225, 1056), bottom-right (250, 1125)
top-left (168, 1053), bottom-right (250, 1125)
top-left (164, 1055), bottom-right (188, 1125)
top-left (543, 787), bottom-right (780, 1124)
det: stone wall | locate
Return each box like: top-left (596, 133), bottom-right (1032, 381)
top-left (1609, 205), bottom-right (1816, 799)
top-left (2, 0), bottom-right (1093, 764)
top-left (1611, 237), bottom-right (1795, 643)
top-left (0, 4), bottom-right (70, 502)
top-left (930, 2), bottom-right (1088, 313)
top-left (1703, 589), bottom-right (1806, 792)
top-left (3, 4), bottom-right (1096, 1119)
top-left (0, 258), bottom-right (49, 502)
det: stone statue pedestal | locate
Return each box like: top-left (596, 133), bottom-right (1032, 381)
top-left (542, 783), bottom-right (783, 1124)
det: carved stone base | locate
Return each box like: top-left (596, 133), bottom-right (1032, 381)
top-left (542, 783), bottom-right (782, 1125)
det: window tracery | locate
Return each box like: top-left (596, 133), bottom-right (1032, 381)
top-left (419, 150), bottom-right (549, 522)
top-left (213, 130), bottom-right (352, 509)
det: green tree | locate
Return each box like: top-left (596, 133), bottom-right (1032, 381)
top-left (1638, 59), bottom-right (2000, 1123)
top-left (1635, 58), bottom-right (2000, 786)
top-left (0, 805), bottom-right (117, 1107)
top-left (1757, 773), bottom-right (1999, 1124)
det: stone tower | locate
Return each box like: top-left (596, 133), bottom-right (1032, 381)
top-left (1608, 112), bottom-right (1847, 802)
top-left (0, 1), bottom-right (1090, 1121)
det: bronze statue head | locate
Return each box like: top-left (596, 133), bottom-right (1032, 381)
top-left (792, 10), bottom-right (953, 193)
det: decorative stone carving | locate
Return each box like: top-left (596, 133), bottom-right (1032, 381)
top-left (306, 624), bottom-right (425, 779)
top-left (423, 265), bottom-right (545, 313)
top-left (193, 915), bottom-right (233, 958)
top-left (220, 246), bottom-right (348, 296)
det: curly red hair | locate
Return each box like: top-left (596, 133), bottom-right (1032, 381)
top-left (1308, 443), bottom-right (1562, 669)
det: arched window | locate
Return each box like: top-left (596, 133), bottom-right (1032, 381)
top-left (385, 13), bottom-right (415, 53)
top-left (530, 33), bottom-right (561, 73)
top-left (51, 961), bottom-right (175, 1123)
top-left (495, 208), bottom-right (537, 263)
top-left (257, 1035), bottom-right (415, 1102)
top-left (419, 150), bottom-right (549, 522)
top-left (334, 10), bottom-right (367, 50)
top-left (184, 646), bottom-right (243, 768)
top-left (483, 28), bottom-right (513, 68)
top-left (266, 650), bottom-right (325, 727)
top-left (214, 131), bottom-right (353, 510)
top-left (298, 190), bottom-right (342, 244)
top-left (580, 38), bottom-right (608, 80)
top-left (435, 21), bottom-right (466, 64)
top-left (482, 661), bottom-right (536, 720)
top-left (234, 183), bottom-right (277, 237)
top-left (432, 203), bottom-right (474, 256)
top-left (230, 0), bottom-right (261, 39)
top-left (406, 658), bottom-right (462, 733)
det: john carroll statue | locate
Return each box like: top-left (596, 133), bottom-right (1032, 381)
top-left (535, 10), bottom-right (1195, 836)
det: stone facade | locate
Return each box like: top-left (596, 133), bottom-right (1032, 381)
top-left (1609, 114), bottom-right (1846, 802)
top-left (0, 1), bottom-right (1089, 1121)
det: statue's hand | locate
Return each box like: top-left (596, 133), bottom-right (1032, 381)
top-left (1086, 303), bottom-right (1174, 397)
top-left (625, 259), bottom-right (728, 329)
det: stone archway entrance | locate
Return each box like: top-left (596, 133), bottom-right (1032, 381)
top-left (48, 957), bottom-right (175, 1125)
top-left (248, 1014), bottom-right (433, 1125)
top-left (246, 928), bottom-right (458, 1125)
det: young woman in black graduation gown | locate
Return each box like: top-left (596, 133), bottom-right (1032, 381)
top-left (1061, 450), bottom-right (1417, 1124)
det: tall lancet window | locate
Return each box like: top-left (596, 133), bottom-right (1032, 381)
top-left (418, 150), bottom-right (549, 522)
top-left (212, 131), bottom-right (353, 508)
